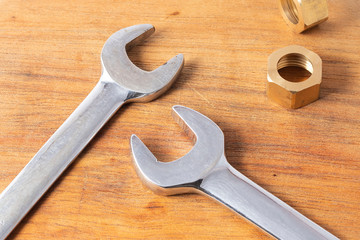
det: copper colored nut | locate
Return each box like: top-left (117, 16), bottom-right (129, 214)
top-left (279, 0), bottom-right (328, 33)
top-left (267, 45), bottom-right (322, 109)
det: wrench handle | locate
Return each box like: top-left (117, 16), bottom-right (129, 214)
top-left (0, 78), bottom-right (126, 239)
top-left (199, 161), bottom-right (338, 240)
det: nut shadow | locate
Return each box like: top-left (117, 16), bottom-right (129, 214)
top-left (320, 53), bottom-right (350, 99)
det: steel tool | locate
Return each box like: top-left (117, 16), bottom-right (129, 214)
top-left (131, 105), bottom-right (338, 240)
top-left (0, 24), bottom-right (184, 239)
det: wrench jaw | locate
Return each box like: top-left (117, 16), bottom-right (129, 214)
top-left (127, 53), bottom-right (184, 103)
top-left (131, 106), bottom-right (225, 196)
top-left (100, 24), bottom-right (184, 103)
top-left (130, 134), bottom-right (196, 196)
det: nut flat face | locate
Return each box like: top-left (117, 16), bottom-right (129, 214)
top-left (279, 0), bottom-right (328, 33)
top-left (267, 45), bottom-right (322, 109)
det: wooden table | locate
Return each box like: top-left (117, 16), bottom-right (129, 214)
top-left (0, 0), bottom-right (359, 239)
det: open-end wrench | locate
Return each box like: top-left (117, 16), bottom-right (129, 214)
top-left (0, 24), bottom-right (184, 239)
top-left (131, 106), bottom-right (338, 240)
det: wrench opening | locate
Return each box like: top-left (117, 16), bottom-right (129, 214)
top-left (101, 24), bottom-right (184, 99)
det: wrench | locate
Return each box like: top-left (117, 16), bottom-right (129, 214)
top-left (131, 106), bottom-right (338, 240)
top-left (0, 24), bottom-right (184, 239)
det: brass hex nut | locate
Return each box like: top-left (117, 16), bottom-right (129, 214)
top-left (279, 0), bottom-right (328, 33)
top-left (267, 45), bottom-right (322, 109)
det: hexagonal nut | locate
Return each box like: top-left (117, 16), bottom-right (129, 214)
top-left (267, 45), bottom-right (322, 109)
top-left (279, 0), bottom-right (328, 33)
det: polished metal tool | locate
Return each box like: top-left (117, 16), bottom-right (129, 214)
top-left (0, 24), bottom-right (184, 239)
top-left (131, 106), bottom-right (338, 240)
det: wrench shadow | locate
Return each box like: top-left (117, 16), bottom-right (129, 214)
top-left (220, 124), bottom-right (246, 174)
top-left (319, 53), bottom-right (351, 100)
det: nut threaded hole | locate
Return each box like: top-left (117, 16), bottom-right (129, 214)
top-left (277, 53), bottom-right (313, 82)
top-left (281, 0), bottom-right (299, 24)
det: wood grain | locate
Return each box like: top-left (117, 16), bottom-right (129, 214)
top-left (0, 0), bottom-right (359, 239)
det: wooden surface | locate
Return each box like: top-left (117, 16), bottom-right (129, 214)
top-left (0, 0), bottom-right (359, 239)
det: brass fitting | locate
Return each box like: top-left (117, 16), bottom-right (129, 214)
top-left (267, 45), bottom-right (322, 109)
top-left (279, 0), bottom-right (328, 33)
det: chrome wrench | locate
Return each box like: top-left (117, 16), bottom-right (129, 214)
top-left (131, 106), bottom-right (338, 240)
top-left (0, 24), bottom-right (184, 239)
